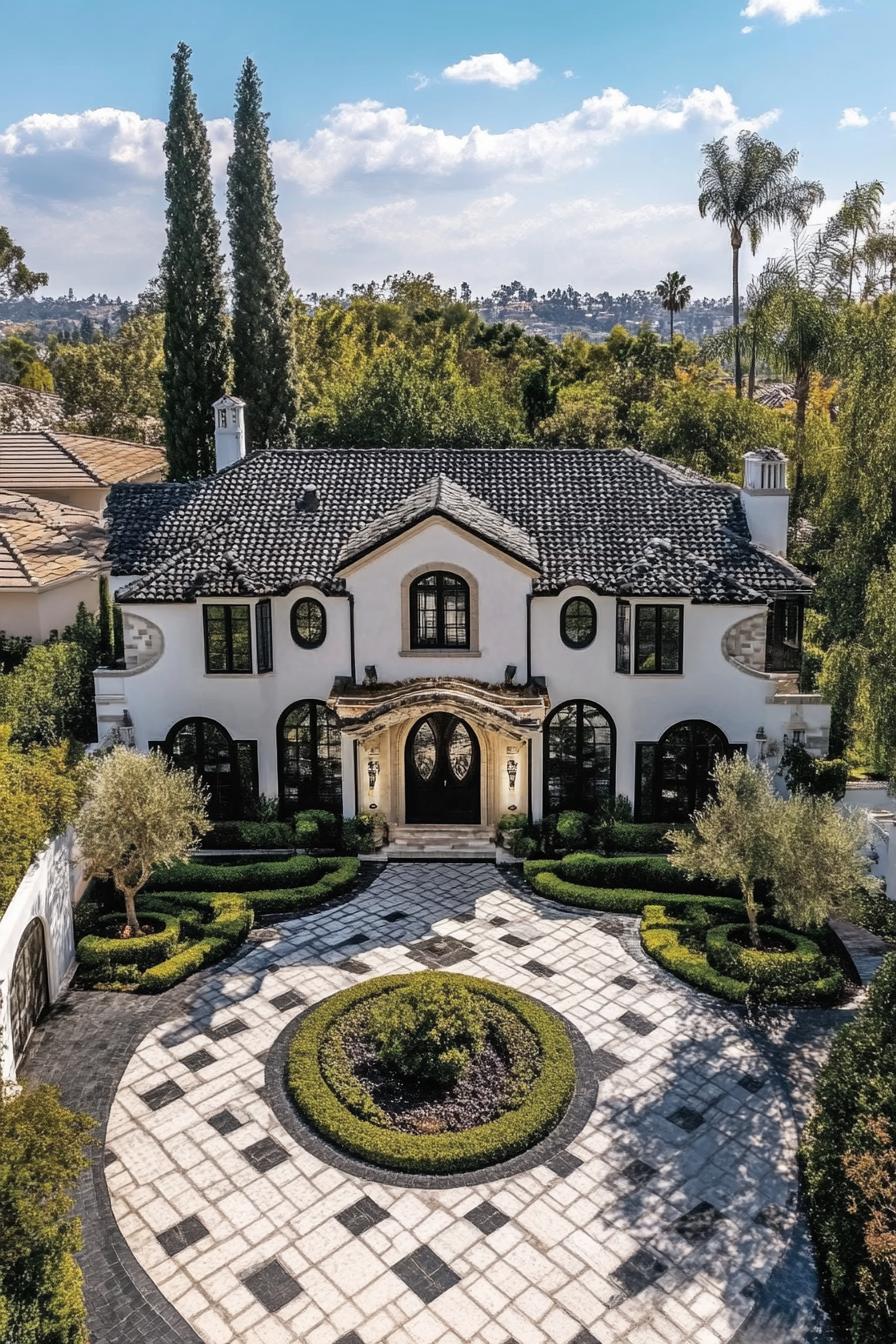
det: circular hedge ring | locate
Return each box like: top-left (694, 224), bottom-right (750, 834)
top-left (77, 912), bottom-right (181, 969)
top-left (286, 972), bottom-right (576, 1175)
top-left (705, 922), bottom-right (826, 988)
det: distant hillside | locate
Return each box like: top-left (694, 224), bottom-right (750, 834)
top-left (475, 283), bottom-right (734, 344)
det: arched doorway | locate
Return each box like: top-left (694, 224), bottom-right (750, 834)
top-left (10, 919), bottom-right (49, 1063)
top-left (636, 720), bottom-right (730, 823)
top-left (277, 701), bottom-right (342, 818)
top-left (405, 713), bottom-right (481, 824)
top-left (543, 700), bottom-right (615, 815)
top-left (163, 718), bottom-right (240, 821)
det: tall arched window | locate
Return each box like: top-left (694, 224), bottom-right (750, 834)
top-left (544, 700), bottom-right (615, 814)
top-left (163, 717), bottom-right (240, 821)
top-left (278, 700), bottom-right (342, 817)
top-left (410, 571), bottom-right (470, 649)
top-left (635, 719), bottom-right (730, 823)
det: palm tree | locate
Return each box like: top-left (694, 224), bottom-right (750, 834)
top-left (655, 271), bottom-right (693, 341)
top-left (698, 132), bottom-right (824, 398)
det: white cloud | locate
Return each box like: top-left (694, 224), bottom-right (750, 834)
top-left (741, 0), bottom-right (828, 23)
top-left (563, 69), bottom-right (576, 80)
top-left (741, 25), bottom-right (753, 34)
top-left (273, 85), bottom-right (778, 191)
top-left (409, 72), bottom-right (429, 92)
top-left (839, 107), bottom-right (870, 129)
top-left (442, 53), bottom-right (540, 88)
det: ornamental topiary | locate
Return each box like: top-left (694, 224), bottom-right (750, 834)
top-left (705, 922), bottom-right (827, 987)
top-left (368, 972), bottom-right (486, 1085)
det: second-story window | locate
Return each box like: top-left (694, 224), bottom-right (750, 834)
top-left (204, 604), bottom-right (252, 673)
top-left (561, 596), bottom-right (596, 648)
top-left (765, 597), bottom-right (804, 673)
top-left (291, 597), bottom-right (326, 649)
top-left (634, 604), bottom-right (683, 674)
top-left (410, 571), bottom-right (470, 649)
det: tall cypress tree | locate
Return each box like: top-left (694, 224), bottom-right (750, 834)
top-left (162, 42), bottom-right (229, 479)
top-left (227, 57), bottom-right (298, 451)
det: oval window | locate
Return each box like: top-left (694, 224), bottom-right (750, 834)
top-left (561, 596), bottom-right (596, 649)
top-left (412, 720), bottom-right (437, 780)
top-left (448, 722), bottom-right (473, 780)
top-left (291, 597), bottom-right (326, 649)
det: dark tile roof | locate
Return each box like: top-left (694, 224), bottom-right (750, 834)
top-left (108, 446), bottom-right (812, 604)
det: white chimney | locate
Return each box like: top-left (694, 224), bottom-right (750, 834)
top-left (740, 448), bottom-right (790, 557)
top-left (213, 395), bottom-right (246, 472)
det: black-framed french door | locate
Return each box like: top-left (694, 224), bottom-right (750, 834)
top-left (405, 713), bottom-right (481, 824)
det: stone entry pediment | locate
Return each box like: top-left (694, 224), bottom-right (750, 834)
top-left (328, 676), bottom-right (550, 742)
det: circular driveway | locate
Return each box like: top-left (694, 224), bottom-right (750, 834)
top-left (104, 863), bottom-right (801, 1344)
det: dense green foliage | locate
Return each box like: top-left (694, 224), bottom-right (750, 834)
top-left (287, 972), bottom-right (575, 1173)
top-left (802, 954), bottom-right (896, 1343)
top-left (0, 1084), bottom-right (92, 1344)
top-left (227, 58), bottom-right (298, 450)
top-left (200, 819), bottom-right (295, 850)
top-left (161, 43), bottom-right (228, 478)
top-left (368, 974), bottom-right (486, 1086)
top-left (0, 730), bottom-right (81, 915)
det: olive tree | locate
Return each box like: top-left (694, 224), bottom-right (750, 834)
top-left (77, 747), bottom-right (209, 936)
top-left (771, 791), bottom-right (879, 930)
top-left (667, 754), bottom-right (779, 946)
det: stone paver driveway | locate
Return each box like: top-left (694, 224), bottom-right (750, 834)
top-left (83, 862), bottom-right (823, 1344)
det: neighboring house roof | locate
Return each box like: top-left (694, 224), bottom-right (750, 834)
top-left (0, 490), bottom-right (106, 590)
top-left (0, 430), bottom-right (165, 492)
top-left (0, 381), bottom-right (65, 432)
top-left (336, 474), bottom-right (541, 571)
top-left (107, 446), bottom-right (812, 605)
top-left (753, 383), bottom-right (795, 410)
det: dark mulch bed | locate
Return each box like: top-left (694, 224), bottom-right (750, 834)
top-left (334, 1002), bottom-right (540, 1135)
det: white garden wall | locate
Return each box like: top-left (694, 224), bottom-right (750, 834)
top-left (0, 827), bottom-right (80, 1083)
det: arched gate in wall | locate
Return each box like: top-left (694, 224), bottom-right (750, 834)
top-left (9, 918), bottom-right (49, 1063)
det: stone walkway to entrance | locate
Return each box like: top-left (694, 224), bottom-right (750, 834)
top-left (24, 863), bottom-right (842, 1344)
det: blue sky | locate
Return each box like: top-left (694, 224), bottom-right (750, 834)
top-left (1, 0), bottom-right (894, 299)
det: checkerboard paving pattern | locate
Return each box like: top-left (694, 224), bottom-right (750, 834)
top-left (105, 862), bottom-right (800, 1344)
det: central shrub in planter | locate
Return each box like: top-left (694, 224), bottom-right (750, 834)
top-left (287, 971), bottom-right (576, 1173)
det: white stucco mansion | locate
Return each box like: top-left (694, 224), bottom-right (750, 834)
top-left (94, 397), bottom-right (829, 841)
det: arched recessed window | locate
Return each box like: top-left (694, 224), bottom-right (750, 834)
top-left (410, 571), bottom-right (470, 649)
top-left (560, 596), bottom-right (597, 649)
top-left (163, 717), bottom-right (240, 821)
top-left (291, 597), bottom-right (326, 649)
top-left (635, 719), bottom-right (730, 823)
top-left (544, 700), bottom-right (615, 814)
top-left (278, 700), bottom-right (342, 817)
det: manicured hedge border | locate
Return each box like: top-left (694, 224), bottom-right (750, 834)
top-left (78, 912), bottom-right (181, 969)
top-left (558, 851), bottom-right (733, 897)
top-left (706, 923), bottom-right (826, 987)
top-left (145, 853), bottom-right (320, 893)
top-left (524, 860), bottom-right (744, 918)
top-left (286, 972), bottom-right (576, 1174)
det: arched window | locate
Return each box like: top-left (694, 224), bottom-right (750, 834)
top-left (410, 571), bottom-right (470, 649)
top-left (636, 720), bottom-right (730, 823)
top-left (544, 700), bottom-right (615, 814)
top-left (9, 918), bottom-right (48, 1062)
top-left (291, 597), bottom-right (326, 649)
top-left (163, 717), bottom-right (242, 821)
top-left (278, 700), bottom-right (342, 817)
top-left (560, 596), bottom-right (597, 648)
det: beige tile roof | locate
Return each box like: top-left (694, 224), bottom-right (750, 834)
top-left (0, 430), bottom-right (165, 491)
top-left (0, 491), bottom-right (106, 590)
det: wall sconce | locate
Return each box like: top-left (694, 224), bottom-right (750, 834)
top-left (367, 758), bottom-right (380, 790)
top-left (755, 725), bottom-right (767, 760)
top-left (506, 758), bottom-right (518, 790)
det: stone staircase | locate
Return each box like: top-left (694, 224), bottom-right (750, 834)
top-left (386, 824), bottom-right (496, 861)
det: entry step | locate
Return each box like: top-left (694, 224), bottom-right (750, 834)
top-left (387, 825), bottom-right (496, 861)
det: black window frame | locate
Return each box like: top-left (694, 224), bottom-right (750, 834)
top-left (615, 601), bottom-right (631, 672)
top-left (543, 699), bottom-right (616, 815)
top-left (290, 596), bottom-right (327, 649)
top-left (203, 603), bottom-right (252, 674)
top-left (409, 571), bottom-right (470, 650)
top-left (277, 699), bottom-right (343, 818)
top-left (255, 599), bottom-right (273, 674)
top-left (560, 596), bottom-right (597, 649)
top-left (633, 604), bottom-right (684, 675)
top-left (765, 596), bottom-right (804, 673)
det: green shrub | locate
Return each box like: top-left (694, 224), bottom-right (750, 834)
top-left (558, 851), bottom-right (732, 896)
top-left (351, 812), bottom-right (388, 854)
top-left (145, 853), bottom-right (318, 893)
top-left (77, 912), bottom-right (180, 969)
top-left (243, 857), bottom-right (359, 914)
top-left (524, 862), bottom-right (744, 918)
top-left (140, 938), bottom-right (229, 992)
top-left (854, 888), bottom-right (896, 941)
top-left (201, 820), bottom-right (294, 850)
top-left (0, 1083), bottom-right (93, 1344)
top-left (368, 973), bottom-right (486, 1085)
top-left (287, 972), bottom-right (575, 1174)
top-left (705, 923), bottom-right (827, 987)
top-left (604, 822), bottom-right (680, 853)
top-left (294, 809), bottom-right (339, 848)
top-left (640, 911), bottom-right (750, 1003)
top-left (802, 953), bottom-right (896, 1344)
top-left (555, 810), bottom-right (599, 850)
top-left (497, 811), bottom-right (528, 832)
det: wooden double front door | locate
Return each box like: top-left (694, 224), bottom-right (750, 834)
top-left (405, 713), bottom-right (481, 824)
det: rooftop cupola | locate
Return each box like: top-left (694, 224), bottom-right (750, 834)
top-left (213, 395), bottom-right (246, 472)
top-left (740, 448), bottom-right (790, 558)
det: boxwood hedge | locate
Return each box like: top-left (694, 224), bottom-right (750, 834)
top-left (705, 923), bottom-right (826, 987)
top-left (286, 972), bottom-right (576, 1174)
top-left (524, 861), bottom-right (744, 918)
top-left (144, 853), bottom-right (320, 893)
top-left (77, 912), bottom-right (181, 969)
top-left (558, 851), bottom-right (733, 897)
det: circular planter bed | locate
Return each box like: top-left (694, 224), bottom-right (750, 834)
top-left (705, 922), bottom-right (827, 987)
top-left (286, 971), bottom-right (576, 1175)
top-left (77, 912), bottom-right (181, 969)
